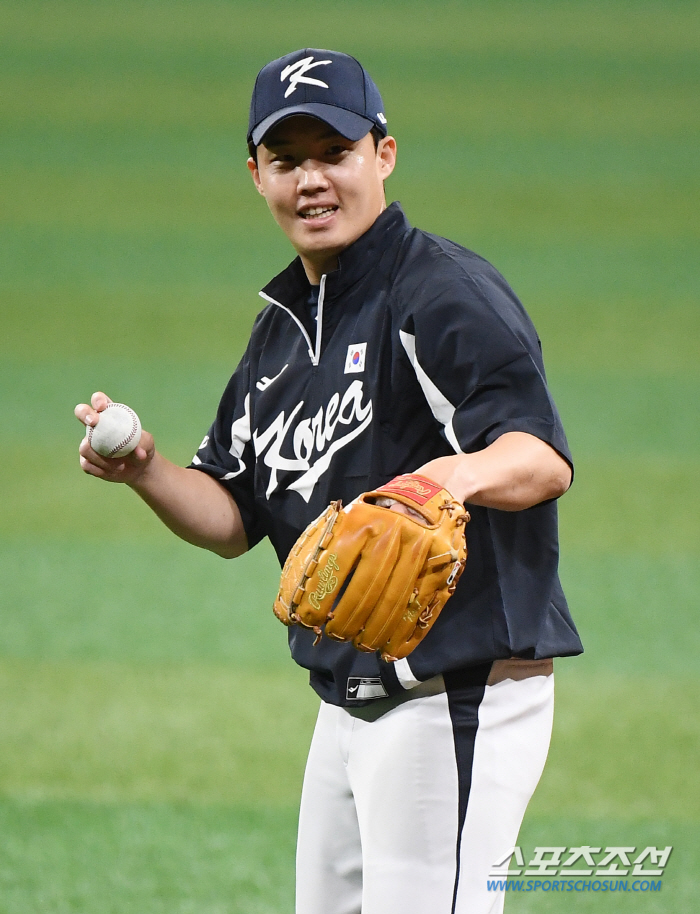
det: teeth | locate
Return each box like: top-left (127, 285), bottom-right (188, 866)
top-left (301, 206), bottom-right (336, 218)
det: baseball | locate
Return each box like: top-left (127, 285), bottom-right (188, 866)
top-left (87, 402), bottom-right (142, 458)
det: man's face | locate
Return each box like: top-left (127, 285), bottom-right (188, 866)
top-left (248, 116), bottom-right (397, 281)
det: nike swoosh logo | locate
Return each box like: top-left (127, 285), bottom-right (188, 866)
top-left (256, 363), bottom-right (289, 392)
top-left (347, 684), bottom-right (360, 693)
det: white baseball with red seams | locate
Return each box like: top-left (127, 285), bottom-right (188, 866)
top-left (88, 403), bottom-right (142, 457)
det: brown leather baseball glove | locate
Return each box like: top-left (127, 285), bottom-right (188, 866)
top-left (272, 474), bottom-right (470, 662)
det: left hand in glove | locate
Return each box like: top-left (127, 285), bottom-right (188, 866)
top-left (272, 474), bottom-right (470, 662)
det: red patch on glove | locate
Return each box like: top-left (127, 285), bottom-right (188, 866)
top-left (377, 474), bottom-right (443, 506)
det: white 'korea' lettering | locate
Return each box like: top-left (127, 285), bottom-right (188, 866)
top-left (253, 380), bottom-right (373, 501)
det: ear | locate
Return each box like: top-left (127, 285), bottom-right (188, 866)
top-left (247, 157), bottom-right (265, 196)
top-left (376, 136), bottom-right (397, 181)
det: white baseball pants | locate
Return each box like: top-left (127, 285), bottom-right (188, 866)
top-left (296, 659), bottom-right (554, 914)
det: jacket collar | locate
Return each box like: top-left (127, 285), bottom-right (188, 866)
top-left (260, 201), bottom-right (411, 306)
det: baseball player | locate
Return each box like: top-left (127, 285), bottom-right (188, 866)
top-left (76, 49), bottom-right (582, 914)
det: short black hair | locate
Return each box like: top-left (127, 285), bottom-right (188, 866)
top-left (248, 125), bottom-right (385, 165)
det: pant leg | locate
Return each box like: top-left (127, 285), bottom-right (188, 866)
top-left (347, 668), bottom-right (554, 914)
top-left (296, 701), bottom-right (363, 914)
top-left (296, 667), bottom-right (554, 914)
top-left (348, 689), bottom-right (462, 914)
top-left (452, 670), bottom-right (555, 914)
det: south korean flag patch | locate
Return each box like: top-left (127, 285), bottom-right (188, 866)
top-left (344, 342), bottom-right (367, 374)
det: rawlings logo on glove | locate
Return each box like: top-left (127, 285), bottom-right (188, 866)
top-left (273, 474), bottom-right (470, 662)
top-left (309, 554), bottom-right (340, 610)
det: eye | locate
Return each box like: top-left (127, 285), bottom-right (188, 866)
top-left (271, 154), bottom-right (296, 168)
top-left (326, 144), bottom-right (348, 157)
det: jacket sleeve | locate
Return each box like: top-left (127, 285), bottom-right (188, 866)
top-left (396, 253), bottom-right (572, 469)
top-left (188, 343), bottom-right (267, 548)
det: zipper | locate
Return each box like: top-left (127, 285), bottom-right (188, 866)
top-left (258, 272), bottom-right (328, 367)
top-left (314, 274), bottom-right (327, 365)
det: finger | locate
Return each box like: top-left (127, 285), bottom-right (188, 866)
top-left (78, 434), bottom-right (96, 460)
top-left (324, 518), bottom-right (402, 641)
top-left (78, 435), bottom-right (123, 472)
top-left (91, 391), bottom-right (113, 411)
top-left (75, 403), bottom-right (100, 427)
top-left (389, 502), bottom-right (414, 518)
top-left (79, 453), bottom-right (110, 478)
top-left (388, 501), bottom-right (426, 523)
top-left (80, 453), bottom-right (127, 479)
top-left (123, 428), bottom-right (153, 463)
top-left (131, 429), bottom-right (154, 461)
top-left (79, 453), bottom-right (126, 478)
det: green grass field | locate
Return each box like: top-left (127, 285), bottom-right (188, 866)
top-left (1, 1), bottom-right (698, 910)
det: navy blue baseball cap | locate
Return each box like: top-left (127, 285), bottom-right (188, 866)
top-left (248, 49), bottom-right (388, 147)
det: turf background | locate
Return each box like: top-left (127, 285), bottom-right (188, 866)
top-left (0, 1), bottom-right (698, 911)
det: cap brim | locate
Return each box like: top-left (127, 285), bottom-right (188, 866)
top-left (250, 103), bottom-right (375, 146)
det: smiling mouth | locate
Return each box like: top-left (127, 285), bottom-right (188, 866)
top-left (299, 206), bottom-right (338, 219)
